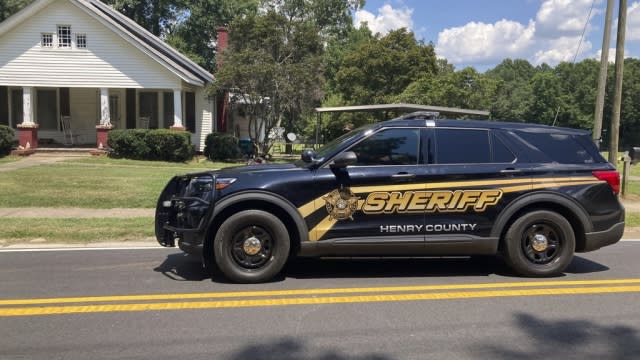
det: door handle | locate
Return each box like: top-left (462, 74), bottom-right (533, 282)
top-left (391, 173), bottom-right (416, 179)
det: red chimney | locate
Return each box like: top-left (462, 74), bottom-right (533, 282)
top-left (216, 27), bottom-right (228, 69)
top-left (216, 27), bottom-right (229, 132)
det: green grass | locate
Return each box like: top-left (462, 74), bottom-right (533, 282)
top-left (0, 156), bottom-right (240, 208)
top-left (0, 217), bottom-right (154, 244)
top-left (0, 155), bottom-right (21, 165)
top-left (626, 212), bottom-right (640, 227)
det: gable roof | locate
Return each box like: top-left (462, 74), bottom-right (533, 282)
top-left (0, 0), bottom-right (214, 87)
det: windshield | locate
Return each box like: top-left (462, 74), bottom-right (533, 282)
top-left (295, 125), bottom-right (373, 167)
top-left (315, 127), bottom-right (370, 159)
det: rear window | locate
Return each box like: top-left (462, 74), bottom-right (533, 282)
top-left (516, 132), bottom-right (601, 164)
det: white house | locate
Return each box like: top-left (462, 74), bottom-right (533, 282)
top-left (0, 0), bottom-right (216, 151)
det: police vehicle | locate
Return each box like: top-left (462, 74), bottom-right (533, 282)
top-left (155, 112), bottom-right (624, 283)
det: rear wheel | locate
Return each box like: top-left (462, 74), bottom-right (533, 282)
top-left (503, 210), bottom-right (575, 277)
top-left (214, 210), bottom-right (290, 283)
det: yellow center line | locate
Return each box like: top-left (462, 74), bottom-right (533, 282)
top-left (1, 285), bottom-right (639, 317)
top-left (2, 278), bottom-right (640, 306)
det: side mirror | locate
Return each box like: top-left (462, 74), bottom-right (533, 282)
top-left (330, 151), bottom-right (357, 169)
top-left (301, 148), bottom-right (316, 163)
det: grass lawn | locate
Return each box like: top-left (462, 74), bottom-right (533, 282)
top-left (0, 156), bottom-right (242, 208)
top-left (626, 212), bottom-right (640, 227)
top-left (0, 217), bottom-right (154, 244)
top-left (0, 155), bottom-right (21, 165)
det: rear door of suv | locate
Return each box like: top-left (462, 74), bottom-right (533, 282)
top-left (421, 127), bottom-right (530, 253)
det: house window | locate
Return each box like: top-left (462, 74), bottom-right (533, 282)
top-left (57, 25), bottom-right (71, 48)
top-left (76, 34), bottom-right (87, 48)
top-left (41, 33), bottom-right (53, 47)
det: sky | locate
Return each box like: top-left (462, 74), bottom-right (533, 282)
top-left (355, 0), bottom-right (640, 71)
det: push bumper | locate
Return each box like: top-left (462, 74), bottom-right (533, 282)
top-left (581, 222), bottom-right (625, 252)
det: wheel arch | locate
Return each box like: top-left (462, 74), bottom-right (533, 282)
top-left (203, 191), bottom-right (308, 264)
top-left (492, 192), bottom-right (593, 253)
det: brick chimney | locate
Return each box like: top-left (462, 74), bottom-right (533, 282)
top-left (216, 27), bottom-right (228, 69)
top-left (216, 27), bottom-right (229, 132)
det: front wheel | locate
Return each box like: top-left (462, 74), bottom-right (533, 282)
top-left (503, 210), bottom-right (575, 277)
top-left (214, 210), bottom-right (290, 283)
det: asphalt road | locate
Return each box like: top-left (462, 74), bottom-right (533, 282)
top-left (1, 242), bottom-right (639, 360)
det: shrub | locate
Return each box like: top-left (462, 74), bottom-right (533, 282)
top-left (204, 132), bottom-right (242, 161)
top-left (145, 129), bottom-right (193, 162)
top-left (108, 129), bottom-right (194, 162)
top-left (0, 125), bottom-right (14, 157)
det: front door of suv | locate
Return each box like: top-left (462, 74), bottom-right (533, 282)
top-left (307, 127), bottom-right (428, 251)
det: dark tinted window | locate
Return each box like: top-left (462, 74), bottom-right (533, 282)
top-left (349, 128), bottom-right (419, 165)
top-left (436, 128), bottom-right (490, 164)
top-left (492, 133), bottom-right (516, 163)
top-left (517, 132), bottom-right (596, 164)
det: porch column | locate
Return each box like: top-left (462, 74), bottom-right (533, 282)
top-left (170, 89), bottom-right (184, 130)
top-left (100, 88), bottom-right (111, 126)
top-left (17, 86), bottom-right (38, 151)
top-left (95, 87), bottom-right (113, 151)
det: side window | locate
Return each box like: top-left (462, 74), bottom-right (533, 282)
top-left (435, 128), bottom-right (490, 164)
top-left (516, 132), bottom-right (596, 164)
top-left (492, 133), bottom-right (516, 163)
top-left (349, 128), bottom-right (420, 166)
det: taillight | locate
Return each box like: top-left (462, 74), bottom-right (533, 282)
top-left (592, 170), bottom-right (620, 195)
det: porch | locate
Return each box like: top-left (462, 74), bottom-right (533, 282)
top-left (1, 85), bottom-right (196, 148)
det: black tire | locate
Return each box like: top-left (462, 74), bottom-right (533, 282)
top-left (214, 210), bottom-right (290, 283)
top-left (503, 210), bottom-right (575, 277)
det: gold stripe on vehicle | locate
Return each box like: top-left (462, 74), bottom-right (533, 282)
top-left (298, 193), bottom-right (329, 218)
top-left (308, 215), bottom-right (337, 241)
top-left (501, 180), bottom-right (602, 194)
top-left (350, 176), bottom-right (596, 195)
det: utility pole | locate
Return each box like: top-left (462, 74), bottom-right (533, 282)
top-left (609, 0), bottom-right (627, 164)
top-left (593, 0), bottom-right (614, 148)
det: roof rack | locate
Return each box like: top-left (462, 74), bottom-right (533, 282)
top-left (399, 111), bottom-right (440, 120)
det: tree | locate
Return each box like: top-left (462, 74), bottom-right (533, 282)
top-left (485, 59), bottom-right (537, 121)
top-left (0, 0), bottom-right (33, 22)
top-left (102, 0), bottom-right (181, 36)
top-left (214, 0), bottom-right (329, 155)
top-left (397, 66), bottom-right (497, 113)
top-left (334, 28), bottom-right (437, 105)
top-left (164, 0), bottom-right (258, 72)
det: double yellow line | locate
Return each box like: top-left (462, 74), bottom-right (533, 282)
top-left (2, 279), bottom-right (639, 317)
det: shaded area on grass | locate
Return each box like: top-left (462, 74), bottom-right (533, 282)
top-left (0, 155), bottom-right (21, 165)
top-left (0, 217), bottom-right (154, 244)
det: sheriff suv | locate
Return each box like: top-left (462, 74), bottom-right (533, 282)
top-left (155, 112), bottom-right (624, 283)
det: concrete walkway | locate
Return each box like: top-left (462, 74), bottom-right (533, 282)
top-left (0, 207), bottom-right (154, 218)
top-left (0, 152), bottom-right (89, 172)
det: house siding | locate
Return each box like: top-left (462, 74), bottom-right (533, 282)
top-left (0, 0), bottom-right (180, 89)
top-left (195, 87), bottom-right (214, 151)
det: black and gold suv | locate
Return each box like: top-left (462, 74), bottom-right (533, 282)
top-left (155, 113), bottom-right (624, 283)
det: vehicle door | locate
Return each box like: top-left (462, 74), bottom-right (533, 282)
top-left (305, 127), bottom-right (428, 247)
top-left (423, 127), bottom-right (523, 244)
